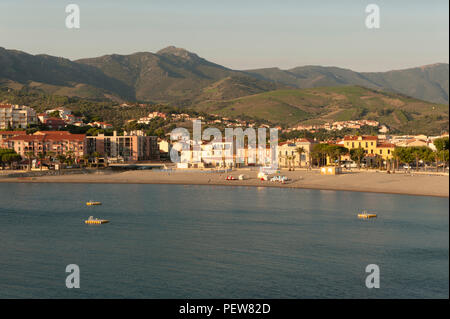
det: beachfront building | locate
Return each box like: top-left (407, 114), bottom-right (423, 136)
top-left (343, 135), bottom-right (395, 160)
top-left (86, 131), bottom-right (159, 162)
top-left (278, 138), bottom-right (316, 168)
top-left (0, 104), bottom-right (37, 129)
top-left (172, 139), bottom-right (276, 169)
top-left (0, 131), bottom-right (27, 145)
top-left (2, 131), bottom-right (86, 158)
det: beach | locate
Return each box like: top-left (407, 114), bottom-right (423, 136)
top-left (1, 168), bottom-right (448, 198)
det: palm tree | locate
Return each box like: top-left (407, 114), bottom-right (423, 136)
top-left (392, 148), bottom-right (401, 172)
top-left (25, 151), bottom-right (35, 171)
top-left (350, 147), bottom-right (365, 170)
top-left (37, 152), bottom-right (46, 171)
top-left (57, 154), bottom-right (67, 169)
top-left (296, 147), bottom-right (305, 168)
top-left (83, 154), bottom-right (91, 168)
top-left (334, 146), bottom-right (349, 168)
top-left (46, 151), bottom-right (55, 167)
top-left (92, 152), bottom-right (101, 168)
top-left (65, 150), bottom-right (75, 166)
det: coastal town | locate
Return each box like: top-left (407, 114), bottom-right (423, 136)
top-left (0, 103), bottom-right (448, 183)
top-left (0, 0), bottom-right (448, 302)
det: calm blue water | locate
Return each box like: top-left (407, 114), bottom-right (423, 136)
top-left (0, 183), bottom-right (448, 298)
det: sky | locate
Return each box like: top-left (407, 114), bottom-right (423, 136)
top-left (0, 0), bottom-right (448, 71)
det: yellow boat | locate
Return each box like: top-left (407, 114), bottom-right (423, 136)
top-left (358, 211), bottom-right (377, 219)
top-left (86, 201), bottom-right (102, 206)
top-left (85, 216), bottom-right (109, 224)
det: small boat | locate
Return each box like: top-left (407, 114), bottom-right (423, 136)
top-left (86, 201), bottom-right (102, 206)
top-left (358, 210), bottom-right (377, 219)
top-left (85, 216), bottom-right (109, 224)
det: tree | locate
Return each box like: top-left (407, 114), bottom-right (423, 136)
top-left (46, 151), bottom-right (56, 165)
top-left (65, 150), bottom-right (75, 166)
top-left (431, 150), bottom-right (440, 172)
top-left (92, 152), bottom-right (101, 167)
top-left (83, 154), bottom-right (91, 168)
top-left (57, 154), bottom-right (67, 168)
top-left (25, 151), bottom-right (35, 171)
top-left (439, 149), bottom-right (449, 172)
top-left (396, 147), bottom-right (414, 170)
top-left (312, 144), bottom-right (331, 167)
top-left (350, 147), bottom-right (366, 169)
top-left (434, 137), bottom-right (449, 152)
top-left (391, 148), bottom-right (401, 171)
top-left (37, 152), bottom-right (46, 171)
top-left (296, 147), bottom-right (305, 168)
top-left (0, 149), bottom-right (21, 170)
top-left (326, 145), bottom-right (348, 167)
top-left (410, 146), bottom-right (430, 171)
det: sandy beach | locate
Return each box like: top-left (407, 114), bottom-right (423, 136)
top-left (1, 168), bottom-right (448, 198)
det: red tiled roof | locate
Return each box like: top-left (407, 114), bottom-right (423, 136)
top-left (6, 133), bottom-right (85, 142)
top-left (296, 138), bottom-right (315, 143)
top-left (377, 143), bottom-right (396, 148)
top-left (7, 135), bottom-right (45, 142)
top-left (33, 131), bottom-right (71, 135)
top-left (344, 135), bottom-right (378, 141)
top-left (0, 131), bottom-right (27, 135)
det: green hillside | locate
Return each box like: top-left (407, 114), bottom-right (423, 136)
top-left (194, 86), bottom-right (449, 134)
top-left (245, 63), bottom-right (449, 104)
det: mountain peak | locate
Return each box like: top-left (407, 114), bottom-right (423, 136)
top-left (156, 46), bottom-right (198, 60)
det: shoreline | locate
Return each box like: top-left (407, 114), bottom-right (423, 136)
top-left (1, 169), bottom-right (448, 198)
top-left (1, 179), bottom-right (448, 198)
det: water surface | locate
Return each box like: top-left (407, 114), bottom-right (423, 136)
top-left (0, 183), bottom-right (448, 298)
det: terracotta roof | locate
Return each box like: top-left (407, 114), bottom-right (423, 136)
top-left (296, 138), bottom-right (315, 143)
top-left (6, 133), bottom-right (85, 142)
top-left (33, 131), bottom-right (71, 135)
top-left (0, 131), bottom-right (27, 135)
top-left (7, 135), bottom-right (45, 142)
top-left (344, 135), bottom-right (378, 141)
top-left (377, 143), bottom-right (396, 148)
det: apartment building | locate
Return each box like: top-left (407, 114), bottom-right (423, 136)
top-left (86, 131), bottom-right (159, 162)
top-left (2, 131), bottom-right (86, 158)
top-left (343, 136), bottom-right (395, 160)
top-left (0, 104), bottom-right (37, 129)
top-left (278, 138), bottom-right (316, 168)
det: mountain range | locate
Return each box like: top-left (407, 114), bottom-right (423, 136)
top-left (1, 46), bottom-right (448, 105)
top-left (0, 46), bottom-right (448, 134)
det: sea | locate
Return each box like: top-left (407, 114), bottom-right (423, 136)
top-left (0, 183), bottom-right (448, 298)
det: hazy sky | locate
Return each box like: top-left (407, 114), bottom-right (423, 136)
top-left (0, 0), bottom-right (448, 71)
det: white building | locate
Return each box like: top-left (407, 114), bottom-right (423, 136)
top-left (0, 104), bottom-right (37, 129)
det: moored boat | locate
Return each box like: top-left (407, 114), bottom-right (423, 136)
top-left (358, 210), bottom-right (377, 219)
top-left (85, 216), bottom-right (109, 224)
top-left (86, 201), bottom-right (102, 206)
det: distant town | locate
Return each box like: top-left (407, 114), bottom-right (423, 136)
top-left (0, 103), bottom-right (448, 172)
